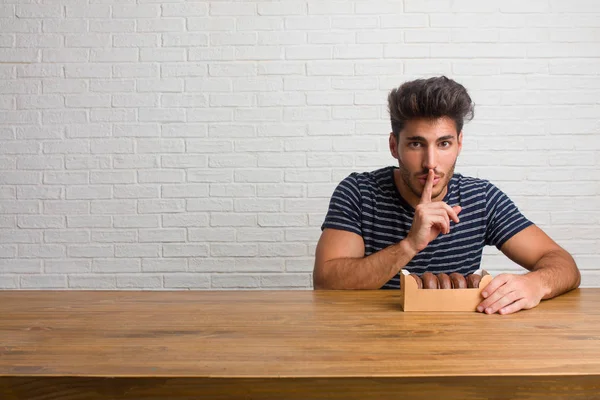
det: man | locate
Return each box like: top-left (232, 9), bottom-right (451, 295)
top-left (313, 76), bottom-right (580, 315)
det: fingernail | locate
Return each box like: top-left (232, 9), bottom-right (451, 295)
top-left (482, 292), bottom-right (487, 298)
top-left (477, 306), bottom-right (483, 312)
top-left (485, 308), bottom-right (492, 314)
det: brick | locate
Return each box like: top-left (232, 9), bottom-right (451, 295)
top-left (143, 259), bottom-right (187, 272)
top-left (17, 155), bottom-right (62, 170)
top-left (113, 5), bottom-right (159, 18)
top-left (69, 275), bottom-right (116, 289)
top-left (0, 259), bottom-right (41, 273)
top-left (90, 170), bottom-right (136, 184)
top-left (163, 213), bottom-right (209, 227)
top-left (113, 63), bottom-right (159, 78)
top-left (258, 213), bottom-right (307, 227)
top-left (16, 33), bottom-right (62, 48)
top-left (114, 215), bottom-right (160, 229)
top-left (210, 3), bottom-right (256, 16)
top-left (163, 244), bottom-right (209, 257)
top-left (186, 199), bottom-right (233, 212)
top-left (117, 275), bottom-right (162, 289)
top-left (234, 199), bottom-right (281, 212)
top-left (237, 17), bottom-right (282, 31)
top-left (138, 170), bottom-right (185, 183)
top-left (164, 273), bottom-right (209, 288)
top-left (113, 34), bottom-right (159, 48)
top-left (66, 155), bottom-right (111, 169)
top-left (65, 34), bottom-right (111, 48)
top-left (21, 275), bottom-right (67, 289)
top-left (162, 3), bottom-right (207, 17)
top-left (45, 260), bottom-right (92, 274)
top-left (138, 199), bottom-right (185, 214)
top-left (285, 16), bottom-right (330, 30)
top-left (114, 184), bottom-right (159, 199)
top-left (259, 2), bottom-right (305, 15)
top-left (0, 245), bottom-right (16, 258)
top-left (43, 19), bottom-right (86, 33)
top-left (66, 185), bottom-right (111, 200)
top-left (16, 5), bottom-right (62, 18)
top-left (161, 123), bottom-right (208, 138)
top-left (90, 20), bottom-right (135, 33)
top-left (257, 184), bottom-right (304, 198)
top-left (140, 48), bottom-right (185, 62)
top-left (161, 184), bottom-right (208, 198)
top-left (43, 49), bottom-right (87, 62)
top-left (91, 200), bottom-right (136, 214)
top-left (67, 216), bottom-right (111, 228)
top-left (261, 273), bottom-right (311, 288)
top-left (44, 201), bottom-right (89, 215)
top-left (189, 228), bottom-right (235, 242)
top-left (211, 244), bottom-right (258, 257)
top-left (17, 186), bottom-right (61, 200)
top-left (286, 45), bottom-right (332, 60)
top-left (19, 244), bottom-right (65, 258)
top-left (211, 213), bottom-right (256, 227)
top-left (115, 244), bottom-right (160, 258)
top-left (211, 274), bottom-right (259, 289)
top-left (17, 65), bottom-right (62, 78)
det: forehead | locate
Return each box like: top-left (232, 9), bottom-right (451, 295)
top-left (401, 117), bottom-right (458, 140)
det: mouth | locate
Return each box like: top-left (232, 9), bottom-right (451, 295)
top-left (417, 176), bottom-right (441, 186)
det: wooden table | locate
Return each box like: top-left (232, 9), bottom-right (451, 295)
top-left (1, 289), bottom-right (599, 399)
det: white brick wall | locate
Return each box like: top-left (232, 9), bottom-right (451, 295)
top-left (1, 1), bottom-right (599, 290)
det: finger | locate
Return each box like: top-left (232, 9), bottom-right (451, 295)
top-left (477, 275), bottom-right (511, 312)
top-left (443, 212), bottom-right (450, 234)
top-left (484, 290), bottom-right (520, 314)
top-left (423, 202), bottom-right (461, 224)
top-left (428, 214), bottom-right (449, 235)
top-left (420, 169), bottom-right (434, 204)
top-left (423, 214), bottom-right (447, 238)
top-left (441, 203), bottom-right (460, 224)
top-left (481, 274), bottom-right (510, 299)
top-left (499, 298), bottom-right (528, 315)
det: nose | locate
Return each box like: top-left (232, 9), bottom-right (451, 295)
top-left (423, 145), bottom-right (437, 171)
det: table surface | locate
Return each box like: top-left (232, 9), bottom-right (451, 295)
top-left (1, 288), bottom-right (599, 379)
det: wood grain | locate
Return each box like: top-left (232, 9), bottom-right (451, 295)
top-left (1, 289), bottom-right (599, 399)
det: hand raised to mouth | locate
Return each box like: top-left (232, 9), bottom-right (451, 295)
top-left (405, 169), bottom-right (462, 253)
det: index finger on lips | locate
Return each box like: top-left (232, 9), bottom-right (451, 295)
top-left (420, 169), bottom-right (434, 204)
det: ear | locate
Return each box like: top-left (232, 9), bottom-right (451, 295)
top-left (457, 131), bottom-right (463, 156)
top-left (389, 132), bottom-right (399, 159)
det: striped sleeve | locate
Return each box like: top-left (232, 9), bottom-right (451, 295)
top-left (321, 174), bottom-right (362, 236)
top-left (484, 182), bottom-right (533, 249)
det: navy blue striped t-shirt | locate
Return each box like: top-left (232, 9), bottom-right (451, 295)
top-left (321, 166), bottom-right (533, 289)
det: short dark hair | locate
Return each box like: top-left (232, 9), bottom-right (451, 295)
top-left (388, 76), bottom-right (474, 138)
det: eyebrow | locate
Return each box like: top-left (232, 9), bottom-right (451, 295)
top-left (405, 135), bottom-right (455, 142)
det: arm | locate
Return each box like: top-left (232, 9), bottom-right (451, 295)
top-left (313, 228), bottom-right (418, 290)
top-left (477, 225), bottom-right (581, 314)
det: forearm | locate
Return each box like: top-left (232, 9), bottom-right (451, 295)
top-left (528, 249), bottom-right (581, 300)
top-left (313, 239), bottom-right (418, 289)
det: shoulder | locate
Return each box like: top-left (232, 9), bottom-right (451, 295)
top-left (452, 174), bottom-right (499, 196)
top-left (452, 173), bottom-right (491, 189)
top-left (338, 166), bottom-right (393, 192)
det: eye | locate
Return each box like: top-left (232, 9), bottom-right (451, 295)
top-left (408, 142), bottom-right (421, 148)
top-left (439, 141), bottom-right (451, 148)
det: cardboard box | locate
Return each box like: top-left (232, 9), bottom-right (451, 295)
top-left (399, 269), bottom-right (492, 312)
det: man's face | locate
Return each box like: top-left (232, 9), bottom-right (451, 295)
top-left (389, 117), bottom-right (463, 203)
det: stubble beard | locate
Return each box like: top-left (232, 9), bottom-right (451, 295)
top-left (398, 158), bottom-right (457, 201)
